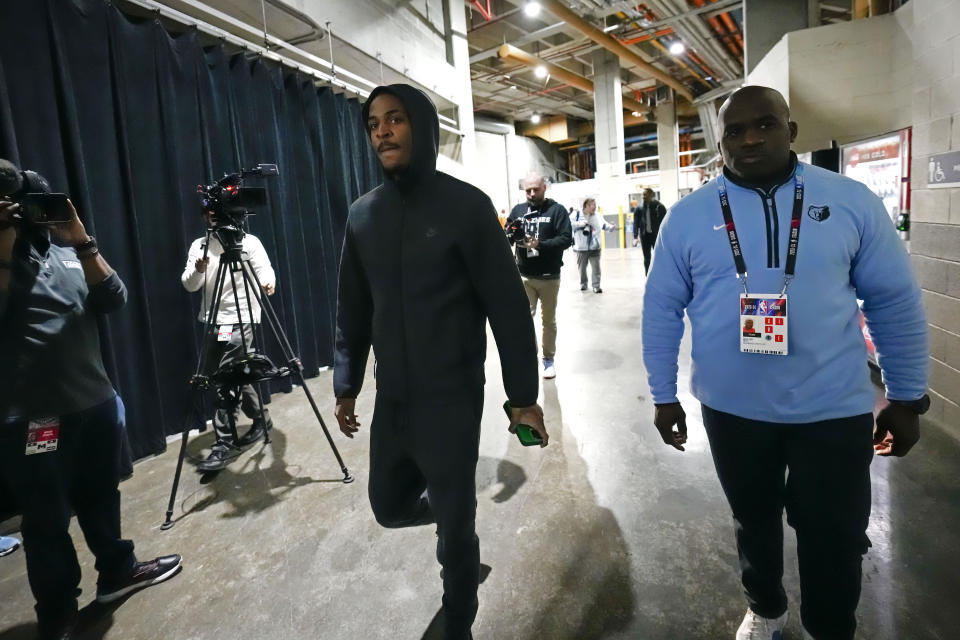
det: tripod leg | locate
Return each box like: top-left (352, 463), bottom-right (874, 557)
top-left (161, 427), bottom-right (190, 530)
top-left (292, 368), bottom-right (352, 483)
top-left (242, 261), bottom-right (352, 482)
top-left (162, 258), bottom-right (230, 528)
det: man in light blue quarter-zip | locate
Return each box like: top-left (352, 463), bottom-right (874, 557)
top-left (642, 86), bottom-right (929, 640)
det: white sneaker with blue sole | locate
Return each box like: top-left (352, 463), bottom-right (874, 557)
top-left (736, 609), bottom-right (787, 640)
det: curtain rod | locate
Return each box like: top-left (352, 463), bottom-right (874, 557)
top-left (118, 0), bottom-right (463, 136)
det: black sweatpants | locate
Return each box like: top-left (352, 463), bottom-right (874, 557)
top-left (203, 322), bottom-right (269, 442)
top-left (0, 396), bottom-right (136, 623)
top-left (368, 391), bottom-right (483, 640)
top-left (639, 232), bottom-right (656, 274)
top-left (701, 405), bottom-right (874, 640)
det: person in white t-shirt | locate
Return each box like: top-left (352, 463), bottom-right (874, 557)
top-left (181, 208), bottom-right (277, 471)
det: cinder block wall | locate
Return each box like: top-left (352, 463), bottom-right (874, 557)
top-left (909, 0), bottom-right (960, 432)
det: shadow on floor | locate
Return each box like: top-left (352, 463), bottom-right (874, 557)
top-left (520, 383), bottom-right (635, 640)
top-left (167, 426), bottom-right (345, 526)
top-left (476, 457), bottom-right (527, 504)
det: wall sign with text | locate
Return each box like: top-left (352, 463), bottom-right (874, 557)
top-left (928, 150), bottom-right (960, 188)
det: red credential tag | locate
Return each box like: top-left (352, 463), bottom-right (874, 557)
top-left (26, 418), bottom-right (60, 455)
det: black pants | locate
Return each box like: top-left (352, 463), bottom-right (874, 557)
top-left (639, 232), bottom-right (656, 274)
top-left (368, 391), bottom-right (483, 640)
top-left (701, 405), bottom-right (874, 640)
top-left (0, 396), bottom-right (136, 623)
top-left (204, 323), bottom-right (269, 442)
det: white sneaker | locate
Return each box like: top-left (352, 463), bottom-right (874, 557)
top-left (542, 360), bottom-right (556, 379)
top-left (735, 609), bottom-right (787, 640)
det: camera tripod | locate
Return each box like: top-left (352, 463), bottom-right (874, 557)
top-left (161, 223), bottom-right (352, 530)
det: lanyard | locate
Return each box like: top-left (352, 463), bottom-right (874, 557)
top-left (716, 165), bottom-right (804, 294)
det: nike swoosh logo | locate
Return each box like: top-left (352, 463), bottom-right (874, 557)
top-left (713, 224), bottom-right (726, 231)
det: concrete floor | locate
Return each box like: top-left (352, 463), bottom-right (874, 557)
top-left (1, 249), bottom-right (959, 640)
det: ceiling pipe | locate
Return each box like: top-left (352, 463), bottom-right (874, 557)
top-left (498, 43), bottom-right (650, 117)
top-left (642, 0), bottom-right (732, 79)
top-left (262, 0), bottom-right (324, 47)
top-left (651, 0), bottom-right (741, 80)
top-left (681, 0), bottom-right (743, 64)
top-left (536, 0), bottom-right (694, 102)
top-left (643, 0), bottom-right (731, 79)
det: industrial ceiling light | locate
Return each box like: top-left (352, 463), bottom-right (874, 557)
top-left (531, 113), bottom-right (541, 124)
top-left (631, 111), bottom-right (641, 117)
top-left (534, 65), bottom-right (548, 78)
top-left (669, 41), bottom-right (686, 55)
top-left (524, 2), bottom-right (541, 18)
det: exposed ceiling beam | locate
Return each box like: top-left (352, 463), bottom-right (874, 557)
top-left (620, 0), bottom-right (742, 32)
top-left (498, 43), bottom-right (650, 116)
top-left (469, 22), bottom-right (570, 63)
top-left (538, 0), bottom-right (694, 101)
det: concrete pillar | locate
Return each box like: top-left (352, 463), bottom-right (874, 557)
top-left (447, 0), bottom-right (477, 171)
top-left (591, 48), bottom-right (625, 180)
top-left (655, 94), bottom-right (680, 207)
top-left (744, 0), bottom-right (809, 75)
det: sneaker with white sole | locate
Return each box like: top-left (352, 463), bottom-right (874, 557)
top-left (96, 554), bottom-right (182, 603)
top-left (542, 359), bottom-right (556, 379)
top-left (735, 609), bottom-right (787, 640)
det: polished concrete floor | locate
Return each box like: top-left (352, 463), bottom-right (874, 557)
top-left (1, 249), bottom-right (958, 639)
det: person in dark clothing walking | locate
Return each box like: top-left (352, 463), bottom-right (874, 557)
top-left (506, 173), bottom-right (572, 379)
top-left (333, 84), bottom-right (549, 640)
top-left (633, 188), bottom-right (666, 274)
top-left (0, 164), bottom-right (181, 640)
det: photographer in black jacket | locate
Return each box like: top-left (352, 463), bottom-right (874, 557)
top-left (333, 85), bottom-right (549, 640)
top-left (506, 173), bottom-right (572, 379)
top-left (0, 160), bottom-right (180, 639)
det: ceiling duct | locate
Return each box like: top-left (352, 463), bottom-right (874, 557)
top-left (537, 0), bottom-right (694, 102)
top-left (497, 44), bottom-right (649, 118)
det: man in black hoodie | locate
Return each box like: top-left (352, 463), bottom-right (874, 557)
top-left (506, 173), bottom-right (572, 379)
top-left (333, 84), bottom-right (549, 640)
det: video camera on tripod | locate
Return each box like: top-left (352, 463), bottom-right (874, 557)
top-left (196, 164), bottom-right (278, 238)
top-left (161, 161), bottom-right (352, 529)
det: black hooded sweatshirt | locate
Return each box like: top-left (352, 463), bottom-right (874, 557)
top-left (333, 84), bottom-right (539, 407)
top-left (507, 197), bottom-right (571, 278)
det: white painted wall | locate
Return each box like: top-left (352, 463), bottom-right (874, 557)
top-left (288, 0), bottom-right (475, 171)
top-left (746, 36), bottom-right (790, 108)
top-left (474, 131), bottom-right (511, 214)
top-left (293, 0), bottom-right (454, 101)
top-left (747, 13), bottom-right (913, 153)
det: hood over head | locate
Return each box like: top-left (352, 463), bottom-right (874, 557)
top-left (362, 84), bottom-right (439, 190)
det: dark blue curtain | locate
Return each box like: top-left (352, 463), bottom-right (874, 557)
top-left (0, 0), bottom-right (381, 459)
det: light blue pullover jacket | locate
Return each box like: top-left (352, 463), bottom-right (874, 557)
top-left (642, 160), bottom-right (928, 423)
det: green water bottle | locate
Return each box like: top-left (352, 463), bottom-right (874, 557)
top-left (503, 400), bottom-right (544, 446)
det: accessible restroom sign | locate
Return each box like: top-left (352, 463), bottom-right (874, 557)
top-left (927, 150), bottom-right (960, 188)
